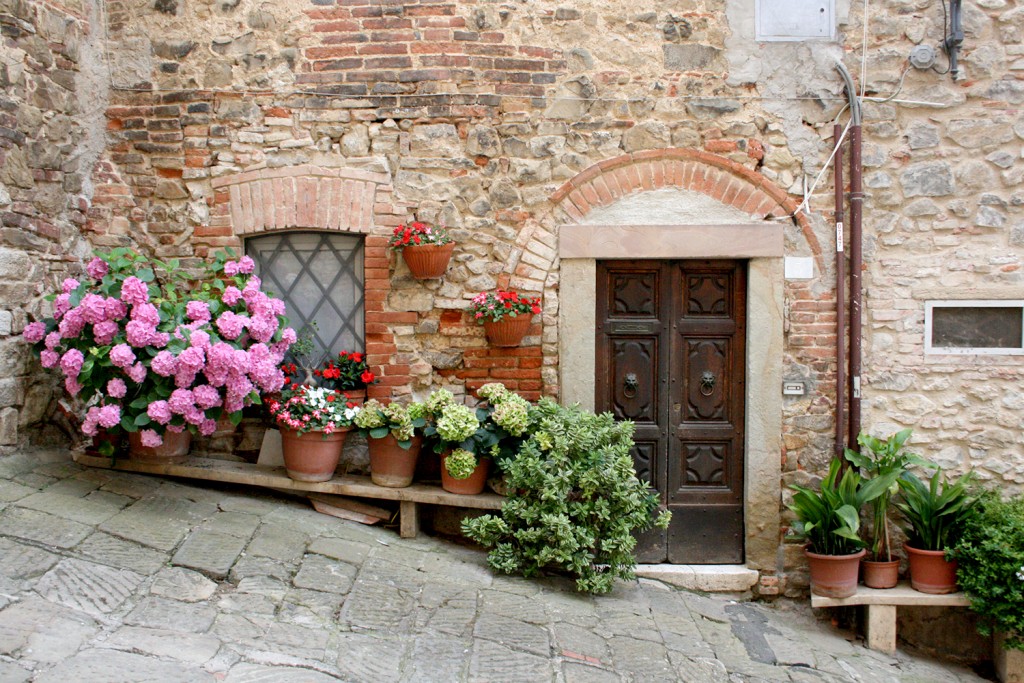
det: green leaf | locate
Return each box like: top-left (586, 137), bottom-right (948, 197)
top-left (129, 396), bottom-right (150, 410)
top-left (120, 415), bottom-right (135, 432)
top-left (134, 414), bottom-right (151, 426)
top-left (137, 268), bottom-right (155, 283)
top-left (230, 411), bottom-right (243, 426)
top-left (369, 426), bottom-right (389, 439)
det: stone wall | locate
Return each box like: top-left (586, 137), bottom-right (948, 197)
top-left (8, 0), bottom-right (1024, 592)
top-left (0, 0), bottom-right (105, 450)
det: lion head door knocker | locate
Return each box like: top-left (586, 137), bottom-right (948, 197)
top-left (699, 371), bottom-right (716, 396)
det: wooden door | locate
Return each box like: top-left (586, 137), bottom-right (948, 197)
top-left (596, 260), bottom-right (746, 564)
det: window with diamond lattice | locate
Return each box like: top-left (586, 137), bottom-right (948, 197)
top-left (246, 233), bottom-right (364, 364)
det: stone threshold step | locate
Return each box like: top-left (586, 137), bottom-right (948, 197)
top-left (635, 564), bottom-right (759, 592)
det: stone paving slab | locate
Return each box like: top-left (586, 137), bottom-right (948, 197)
top-left (0, 449), bottom-right (992, 683)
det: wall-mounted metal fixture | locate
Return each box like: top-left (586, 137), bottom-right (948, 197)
top-left (909, 44), bottom-right (937, 70)
top-left (944, 0), bottom-right (964, 79)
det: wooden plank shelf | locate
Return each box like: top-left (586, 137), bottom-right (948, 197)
top-left (71, 452), bottom-right (504, 538)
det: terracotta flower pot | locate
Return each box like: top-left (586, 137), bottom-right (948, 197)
top-left (905, 544), bottom-right (958, 594)
top-left (861, 558), bottom-right (900, 589)
top-left (401, 243), bottom-right (455, 279)
top-left (805, 547), bottom-right (866, 598)
top-left (128, 430), bottom-right (191, 464)
top-left (482, 315), bottom-right (532, 347)
top-left (280, 427), bottom-right (349, 482)
top-left (440, 453), bottom-right (490, 495)
top-left (368, 434), bottom-right (421, 488)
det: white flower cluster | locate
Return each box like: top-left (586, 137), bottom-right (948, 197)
top-left (1016, 565), bottom-right (1024, 582)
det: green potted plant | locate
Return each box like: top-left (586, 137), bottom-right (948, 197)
top-left (844, 428), bottom-right (931, 588)
top-left (469, 289), bottom-right (541, 347)
top-left (950, 492), bottom-right (1024, 678)
top-left (895, 468), bottom-right (978, 594)
top-left (788, 459), bottom-right (899, 598)
top-left (353, 399), bottom-right (426, 488)
top-left (388, 221), bottom-right (456, 279)
top-left (421, 389), bottom-right (487, 494)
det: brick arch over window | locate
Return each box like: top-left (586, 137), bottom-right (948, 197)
top-left (548, 148), bottom-right (822, 260)
top-left (207, 164), bottom-right (412, 401)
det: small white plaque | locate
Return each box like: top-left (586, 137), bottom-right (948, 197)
top-left (783, 382), bottom-right (806, 396)
top-left (784, 256), bottom-right (814, 279)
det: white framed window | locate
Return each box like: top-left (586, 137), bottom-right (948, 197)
top-left (925, 300), bottom-right (1024, 355)
top-left (755, 0), bottom-right (835, 41)
top-left (246, 232), bottom-right (365, 364)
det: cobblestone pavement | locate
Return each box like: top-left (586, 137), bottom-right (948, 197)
top-left (0, 449), bottom-right (985, 682)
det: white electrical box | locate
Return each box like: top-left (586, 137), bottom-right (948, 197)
top-left (756, 0), bottom-right (835, 41)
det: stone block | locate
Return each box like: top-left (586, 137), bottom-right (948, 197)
top-left (125, 597), bottom-right (217, 633)
top-left (33, 649), bottom-right (214, 683)
top-left (899, 162), bottom-right (955, 197)
top-left (35, 558), bottom-right (143, 617)
top-left (150, 567), bottom-right (218, 602)
top-left (0, 506), bottom-right (91, 548)
top-left (0, 598), bottom-right (97, 665)
top-left (292, 553), bottom-right (357, 594)
top-left (172, 529), bottom-right (248, 580)
top-left (664, 44), bottom-right (722, 71)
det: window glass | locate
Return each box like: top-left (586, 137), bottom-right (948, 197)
top-left (246, 232), bottom-right (364, 364)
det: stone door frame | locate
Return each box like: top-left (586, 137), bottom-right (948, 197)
top-left (558, 223), bottom-right (784, 572)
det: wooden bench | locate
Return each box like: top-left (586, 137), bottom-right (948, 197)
top-left (71, 452), bottom-right (504, 539)
top-left (813, 584), bottom-right (1024, 682)
top-left (811, 583), bottom-right (970, 654)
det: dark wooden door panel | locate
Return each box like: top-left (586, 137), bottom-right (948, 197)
top-left (596, 263), bottom-right (669, 564)
top-left (597, 259), bottom-right (746, 565)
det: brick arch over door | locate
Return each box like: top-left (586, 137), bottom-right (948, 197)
top-left (207, 164), bottom-right (413, 400)
top-left (548, 148), bottom-right (822, 262)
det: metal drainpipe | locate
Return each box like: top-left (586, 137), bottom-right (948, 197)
top-left (833, 123), bottom-right (846, 460)
top-left (835, 61), bottom-right (863, 452)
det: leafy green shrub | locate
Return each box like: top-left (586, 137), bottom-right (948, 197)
top-left (461, 399), bottom-right (670, 594)
top-left (951, 492), bottom-right (1024, 651)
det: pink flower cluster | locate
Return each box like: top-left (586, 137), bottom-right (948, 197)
top-left (24, 254), bottom-right (295, 445)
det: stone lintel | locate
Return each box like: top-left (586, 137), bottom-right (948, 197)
top-left (559, 224), bottom-right (784, 259)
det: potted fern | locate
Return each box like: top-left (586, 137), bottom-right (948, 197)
top-left (789, 459), bottom-right (899, 598)
top-left (844, 428), bottom-right (931, 588)
top-left (896, 468), bottom-right (977, 594)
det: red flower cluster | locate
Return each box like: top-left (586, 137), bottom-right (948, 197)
top-left (313, 350), bottom-right (376, 391)
top-left (469, 289), bottom-right (542, 324)
top-left (387, 222), bottom-right (453, 251)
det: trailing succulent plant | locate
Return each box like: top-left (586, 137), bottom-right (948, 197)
top-left (462, 399), bottom-right (670, 594)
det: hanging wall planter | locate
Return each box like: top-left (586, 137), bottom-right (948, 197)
top-left (483, 315), bottom-right (532, 347)
top-left (471, 289), bottom-right (541, 347)
top-left (388, 222), bottom-right (456, 279)
top-left (402, 243), bottom-right (455, 279)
